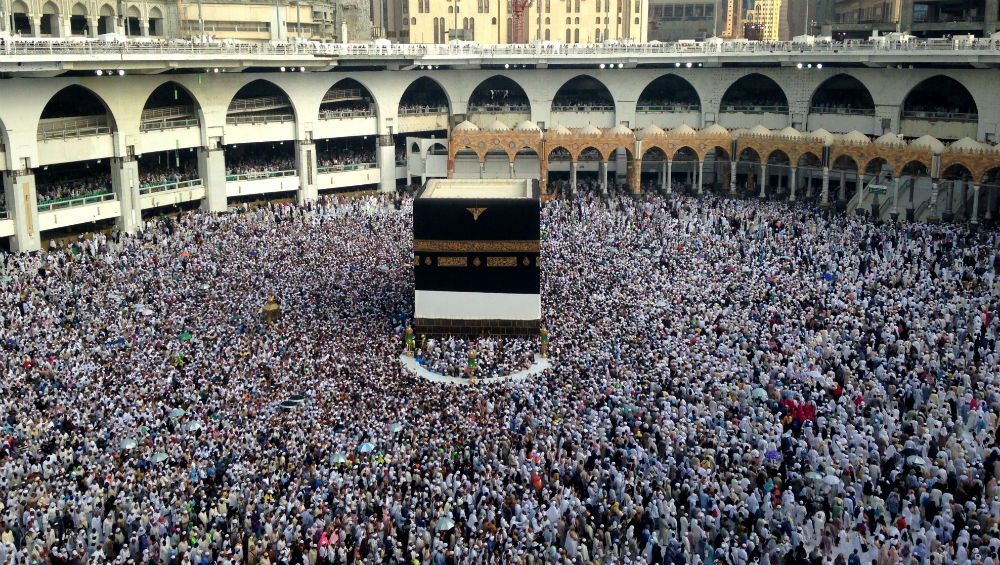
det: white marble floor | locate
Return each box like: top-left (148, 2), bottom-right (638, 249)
top-left (398, 353), bottom-right (551, 385)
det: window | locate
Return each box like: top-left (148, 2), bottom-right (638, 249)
top-left (604, 16), bottom-right (609, 23)
top-left (617, 0), bottom-right (622, 10)
top-left (545, 16), bottom-right (550, 23)
top-left (596, 0), bottom-right (601, 10)
top-left (634, 16), bottom-right (639, 23)
top-left (492, 16), bottom-right (496, 23)
top-left (566, 28), bottom-right (571, 42)
top-left (545, 28), bottom-right (550, 39)
top-left (566, 16), bottom-right (571, 23)
top-left (470, 18), bottom-right (475, 39)
top-left (575, 16), bottom-right (579, 23)
top-left (595, 28), bottom-right (600, 41)
top-left (574, 28), bottom-right (579, 42)
top-left (566, 0), bottom-right (571, 11)
top-left (575, 0), bottom-right (580, 11)
top-left (448, 5), bottom-right (453, 12)
top-left (546, 0), bottom-right (550, 11)
top-left (412, 16), bottom-right (416, 24)
top-left (635, 0), bottom-right (640, 12)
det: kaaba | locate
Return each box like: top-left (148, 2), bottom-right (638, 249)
top-left (413, 179), bottom-right (541, 336)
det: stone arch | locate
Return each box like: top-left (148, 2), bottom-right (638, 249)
top-left (636, 74), bottom-right (701, 110)
top-left (428, 142), bottom-right (448, 155)
top-left (544, 144), bottom-right (572, 161)
top-left (99, 3), bottom-right (114, 16)
top-left (765, 148), bottom-right (791, 165)
top-left (149, 6), bottom-right (162, 17)
top-left (809, 73), bottom-right (875, 114)
top-left (139, 81), bottom-right (203, 132)
top-left (576, 145), bottom-right (605, 162)
top-left (980, 166), bottom-right (1000, 186)
top-left (41, 1), bottom-right (59, 14)
top-left (797, 151), bottom-right (822, 167)
top-left (941, 162), bottom-right (974, 180)
top-left (513, 147), bottom-right (540, 179)
top-left (226, 79), bottom-right (297, 123)
top-left (126, 4), bottom-right (141, 17)
top-left (863, 156), bottom-right (890, 175)
top-left (670, 145), bottom-right (699, 162)
top-left (37, 84), bottom-right (119, 136)
top-left (720, 73), bottom-right (789, 111)
top-left (398, 76), bottom-right (451, 114)
top-left (11, 0), bottom-right (27, 12)
top-left (322, 77), bottom-right (379, 120)
top-left (71, 2), bottom-right (87, 14)
top-left (467, 75), bottom-right (531, 113)
top-left (737, 146), bottom-right (761, 163)
top-left (900, 160), bottom-right (929, 176)
top-left (901, 75), bottom-right (978, 119)
top-left (551, 75), bottom-right (615, 111)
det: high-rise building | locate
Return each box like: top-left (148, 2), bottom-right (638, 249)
top-left (817, 0), bottom-right (997, 38)
top-left (404, 0), bottom-right (648, 44)
top-left (744, 0), bottom-right (784, 39)
top-left (647, 0), bottom-right (730, 40)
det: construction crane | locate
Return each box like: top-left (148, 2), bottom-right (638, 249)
top-left (511, 0), bottom-right (533, 44)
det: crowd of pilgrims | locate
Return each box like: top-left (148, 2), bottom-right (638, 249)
top-left (0, 190), bottom-right (999, 565)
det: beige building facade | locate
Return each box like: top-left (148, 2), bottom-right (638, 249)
top-left (404, 0), bottom-right (649, 44)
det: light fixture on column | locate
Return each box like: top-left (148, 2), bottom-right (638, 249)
top-left (95, 70), bottom-right (103, 76)
top-left (618, 63), bottom-right (623, 69)
top-left (280, 66), bottom-right (286, 72)
top-left (600, 63), bottom-right (605, 69)
top-left (675, 62), bottom-right (681, 67)
top-left (686, 62), bottom-right (692, 68)
top-left (300, 66), bottom-right (305, 72)
top-left (117, 69), bottom-right (125, 76)
top-left (817, 63), bottom-right (823, 69)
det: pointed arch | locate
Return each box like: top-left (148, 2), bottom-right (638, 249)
top-left (902, 75), bottom-right (978, 120)
top-left (226, 79), bottom-right (296, 124)
top-left (37, 85), bottom-right (118, 139)
top-left (467, 75), bottom-right (531, 114)
top-left (636, 73), bottom-right (701, 111)
top-left (140, 81), bottom-right (203, 132)
top-left (720, 73), bottom-right (789, 112)
top-left (322, 77), bottom-right (379, 120)
top-left (399, 76), bottom-right (452, 114)
top-left (551, 74), bottom-right (615, 111)
top-left (809, 74), bottom-right (875, 115)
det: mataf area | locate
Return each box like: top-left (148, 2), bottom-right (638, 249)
top-left (0, 191), bottom-right (998, 565)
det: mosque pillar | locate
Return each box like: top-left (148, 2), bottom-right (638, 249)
top-left (111, 156), bottom-right (141, 234)
top-left (198, 146), bottom-right (227, 213)
top-left (599, 161), bottom-right (608, 191)
top-left (758, 164), bottom-right (767, 198)
top-left (697, 160), bottom-right (704, 195)
top-left (986, 185), bottom-right (996, 220)
top-left (839, 170), bottom-right (846, 201)
top-left (729, 161), bottom-right (737, 194)
top-left (972, 184), bottom-right (981, 224)
top-left (789, 167), bottom-right (797, 202)
top-left (3, 170), bottom-right (41, 252)
top-left (821, 167), bottom-right (830, 205)
top-left (660, 160), bottom-right (667, 192)
top-left (666, 160), bottom-right (673, 193)
top-left (377, 134), bottom-right (396, 193)
top-left (570, 161), bottom-right (578, 192)
top-left (479, 161), bottom-right (485, 179)
top-left (295, 140), bottom-right (318, 205)
top-left (928, 180), bottom-right (940, 221)
top-left (508, 160), bottom-right (515, 179)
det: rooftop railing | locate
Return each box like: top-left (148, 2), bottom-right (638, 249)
top-left (552, 105), bottom-right (615, 112)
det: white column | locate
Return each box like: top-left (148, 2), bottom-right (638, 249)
top-left (697, 160), bottom-right (704, 195)
top-left (759, 164), bottom-right (767, 198)
top-left (111, 157), bottom-right (141, 234)
top-left (891, 176), bottom-right (900, 218)
top-left (660, 160), bottom-right (667, 192)
top-left (508, 161), bottom-right (515, 179)
top-left (600, 161), bottom-right (608, 191)
top-left (666, 160), bottom-right (673, 193)
top-left (570, 161), bottom-right (578, 192)
top-left (821, 167), bottom-right (830, 205)
top-left (3, 171), bottom-right (41, 252)
top-left (987, 185), bottom-right (996, 220)
top-left (377, 135), bottom-right (396, 193)
top-left (729, 161), bottom-right (736, 193)
top-left (789, 167), bottom-right (797, 202)
top-left (972, 184), bottom-right (981, 223)
top-left (295, 141), bottom-right (318, 204)
top-left (839, 171), bottom-right (846, 201)
top-left (615, 148), bottom-right (627, 186)
top-left (198, 147), bottom-right (227, 213)
top-left (929, 181), bottom-right (940, 220)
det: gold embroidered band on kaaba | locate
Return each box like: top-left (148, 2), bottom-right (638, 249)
top-left (413, 240), bottom-right (541, 253)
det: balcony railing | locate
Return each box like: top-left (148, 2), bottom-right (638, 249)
top-left (636, 104), bottom-right (701, 112)
top-left (467, 104), bottom-right (531, 113)
top-left (226, 113), bottom-right (295, 125)
top-left (319, 109), bottom-right (375, 120)
top-left (398, 106), bottom-right (448, 115)
top-left (552, 105), bottom-right (615, 112)
top-left (37, 116), bottom-right (111, 140)
top-left (141, 117), bottom-right (200, 131)
top-left (226, 169), bottom-right (297, 182)
top-left (902, 110), bottom-right (978, 122)
top-left (317, 162), bottom-right (377, 173)
top-left (809, 106), bottom-right (876, 116)
top-left (139, 178), bottom-right (203, 195)
top-left (37, 191), bottom-right (114, 212)
top-left (720, 105), bottom-right (789, 113)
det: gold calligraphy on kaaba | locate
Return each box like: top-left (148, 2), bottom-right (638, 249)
top-left (487, 256), bottom-right (517, 267)
top-left (414, 240), bottom-right (540, 253)
top-left (437, 256), bottom-right (468, 267)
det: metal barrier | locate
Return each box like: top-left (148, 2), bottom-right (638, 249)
top-left (225, 169), bottom-right (297, 182)
top-left (467, 104), bottom-right (531, 113)
top-left (809, 107), bottom-right (877, 116)
top-left (37, 191), bottom-right (115, 212)
top-left (317, 163), bottom-right (377, 173)
top-left (139, 178), bottom-right (202, 195)
top-left (141, 117), bottom-right (200, 131)
top-left (37, 116), bottom-right (112, 140)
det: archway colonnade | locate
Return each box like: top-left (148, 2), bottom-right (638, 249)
top-left (448, 121), bottom-right (1000, 222)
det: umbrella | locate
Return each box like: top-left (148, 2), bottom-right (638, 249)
top-left (178, 332), bottom-right (192, 341)
top-left (180, 252), bottom-right (191, 257)
top-left (142, 309), bottom-right (154, 316)
top-left (823, 475), bottom-right (841, 486)
top-left (289, 395), bottom-right (306, 404)
top-left (751, 388), bottom-right (767, 400)
top-left (185, 421), bottom-right (202, 432)
top-left (805, 471), bottom-right (824, 481)
top-left (151, 452), bottom-right (169, 463)
top-left (279, 400), bottom-right (298, 410)
top-left (119, 439), bottom-right (137, 450)
top-left (358, 442), bottom-right (375, 453)
top-left (377, 265), bottom-right (390, 272)
top-left (331, 453), bottom-right (348, 464)
top-left (169, 408), bottom-right (186, 419)
top-left (906, 455), bottom-right (926, 466)
top-left (435, 517), bottom-right (456, 531)
top-left (389, 423), bottom-right (404, 433)
top-left (764, 450), bottom-right (780, 461)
